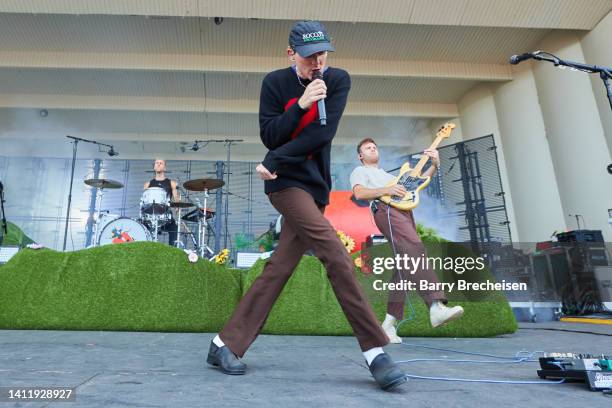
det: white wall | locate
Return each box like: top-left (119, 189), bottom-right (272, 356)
top-left (458, 84), bottom-right (500, 141)
top-left (580, 11), bottom-right (612, 157)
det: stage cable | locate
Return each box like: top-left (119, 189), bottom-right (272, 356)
top-left (381, 204), bottom-right (567, 388)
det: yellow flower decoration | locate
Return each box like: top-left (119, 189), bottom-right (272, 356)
top-left (354, 256), bottom-right (362, 268)
top-left (336, 230), bottom-right (355, 253)
top-left (214, 248), bottom-right (230, 265)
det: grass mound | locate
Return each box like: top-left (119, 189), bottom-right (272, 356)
top-left (244, 252), bottom-right (517, 337)
top-left (0, 241), bottom-right (517, 337)
top-left (0, 242), bottom-right (242, 332)
top-left (1, 221), bottom-right (35, 246)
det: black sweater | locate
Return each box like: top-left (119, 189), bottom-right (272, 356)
top-left (260, 66), bottom-right (351, 205)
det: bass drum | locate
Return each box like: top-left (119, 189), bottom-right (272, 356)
top-left (94, 212), bottom-right (119, 246)
top-left (98, 217), bottom-right (152, 246)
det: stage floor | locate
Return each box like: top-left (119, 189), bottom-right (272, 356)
top-left (1, 322), bottom-right (611, 407)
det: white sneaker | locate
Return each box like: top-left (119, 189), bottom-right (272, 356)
top-left (430, 301), bottom-right (464, 328)
top-left (381, 320), bottom-right (402, 344)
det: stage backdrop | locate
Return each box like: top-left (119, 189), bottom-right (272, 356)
top-left (325, 191), bottom-right (380, 254)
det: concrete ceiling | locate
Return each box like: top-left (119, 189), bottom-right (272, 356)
top-left (0, 1), bottom-right (609, 160)
top-left (1, 0), bottom-right (610, 29)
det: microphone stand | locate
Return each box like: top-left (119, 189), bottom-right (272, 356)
top-left (0, 182), bottom-right (6, 246)
top-left (62, 135), bottom-right (116, 251)
top-left (530, 52), bottom-right (612, 112)
top-left (222, 139), bottom-right (243, 249)
top-left (568, 213), bottom-right (586, 231)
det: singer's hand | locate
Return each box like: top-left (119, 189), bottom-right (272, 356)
top-left (256, 163), bottom-right (277, 180)
top-left (298, 79), bottom-right (327, 110)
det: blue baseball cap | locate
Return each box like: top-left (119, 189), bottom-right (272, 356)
top-left (288, 20), bottom-right (335, 57)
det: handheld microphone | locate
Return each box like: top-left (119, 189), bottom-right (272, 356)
top-left (509, 51), bottom-right (542, 65)
top-left (312, 70), bottom-right (327, 126)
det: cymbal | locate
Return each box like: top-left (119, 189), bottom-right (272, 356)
top-left (170, 201), bottom-right (195, 208)
top-left (183, 178), bottom-right (225, 191)
top-left (84, 178), bottom-right (124, 189)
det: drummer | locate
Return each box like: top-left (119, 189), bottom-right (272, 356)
top-left (144, 158), bottom-right (179, 245)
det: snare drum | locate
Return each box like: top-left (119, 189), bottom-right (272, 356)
top-left (98, 217), bottom-right (152, 246)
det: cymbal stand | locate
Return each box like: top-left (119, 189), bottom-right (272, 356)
top-left (198, 188), bottom-right (214, 258)
top-left (151, 200), bottom-right (160, 243)
top-left (92, 188), bottom-right (105, 246)
top-left (180, 220), bottom-right (198, 249)
top-left (174, 192), bottom-right (185, 249)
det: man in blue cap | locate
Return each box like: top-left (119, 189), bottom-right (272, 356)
top-left (207, 20), bottom-right (406, 391)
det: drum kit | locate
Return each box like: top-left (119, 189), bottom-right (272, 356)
top-left (84, 176), bottom-right (225, 257)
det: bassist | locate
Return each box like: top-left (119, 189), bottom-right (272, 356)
top-left (350, 138), bottom-right (464, 343)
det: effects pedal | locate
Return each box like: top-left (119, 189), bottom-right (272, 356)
top-left (538, 352), bottom-right (612, 391)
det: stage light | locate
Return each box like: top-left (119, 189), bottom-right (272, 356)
top-left (107, 146), bottom-right (119, 157)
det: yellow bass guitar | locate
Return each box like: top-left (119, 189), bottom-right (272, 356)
top-left (379, 123), bottom-right (456, 211)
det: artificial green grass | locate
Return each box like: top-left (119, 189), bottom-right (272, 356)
top-left (361, 241), bottom-right (518, 336)
top-left (1, 221), bottom-right (35, 246)
top-left (0, 242), bottom-right (242, 332)
top-left (395, 299), bottom-right (517, 338)
top-left (243, 248), bottom-right (517, 337)
top-left (243, 256), bottom-right (356, 336)
top-left (0, 240), bottom-right (517, 337)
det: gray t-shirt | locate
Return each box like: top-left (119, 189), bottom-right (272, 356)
top-left (350, 165), bottom-right (396, 191)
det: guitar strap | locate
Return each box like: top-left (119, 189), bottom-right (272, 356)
top-left (370, 200), bottom-right (379, 214)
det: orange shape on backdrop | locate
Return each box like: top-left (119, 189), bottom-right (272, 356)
top-left (324, 191), bottom-right (381, 254)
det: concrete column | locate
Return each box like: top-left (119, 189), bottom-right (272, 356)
top-left (492, 63), bottom-right (567, 242)
top-left (532, 31), bottom-right (612, 240)
top-left (458, 84), bottom-right (520, 242)
top-left (580, 11), bottom-right (612, 157)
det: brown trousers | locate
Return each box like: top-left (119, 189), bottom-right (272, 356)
top-left (219, 187), bottom-right (389, 357)
top-left (373, 202), bottom-right (447, 320)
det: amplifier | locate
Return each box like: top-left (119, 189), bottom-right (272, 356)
top-left (594, 266), bottom-right (612, 302)
top-left (567, 245), bottom-right (609, 269)
top-left (365, 234), bottom-right (387, 247)
top-left (536, 241), bottom-right (555, 251)
top-left (556, 230), bottom-right (604, 243)
top-left (587, 247), bottom-right (609, 266)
